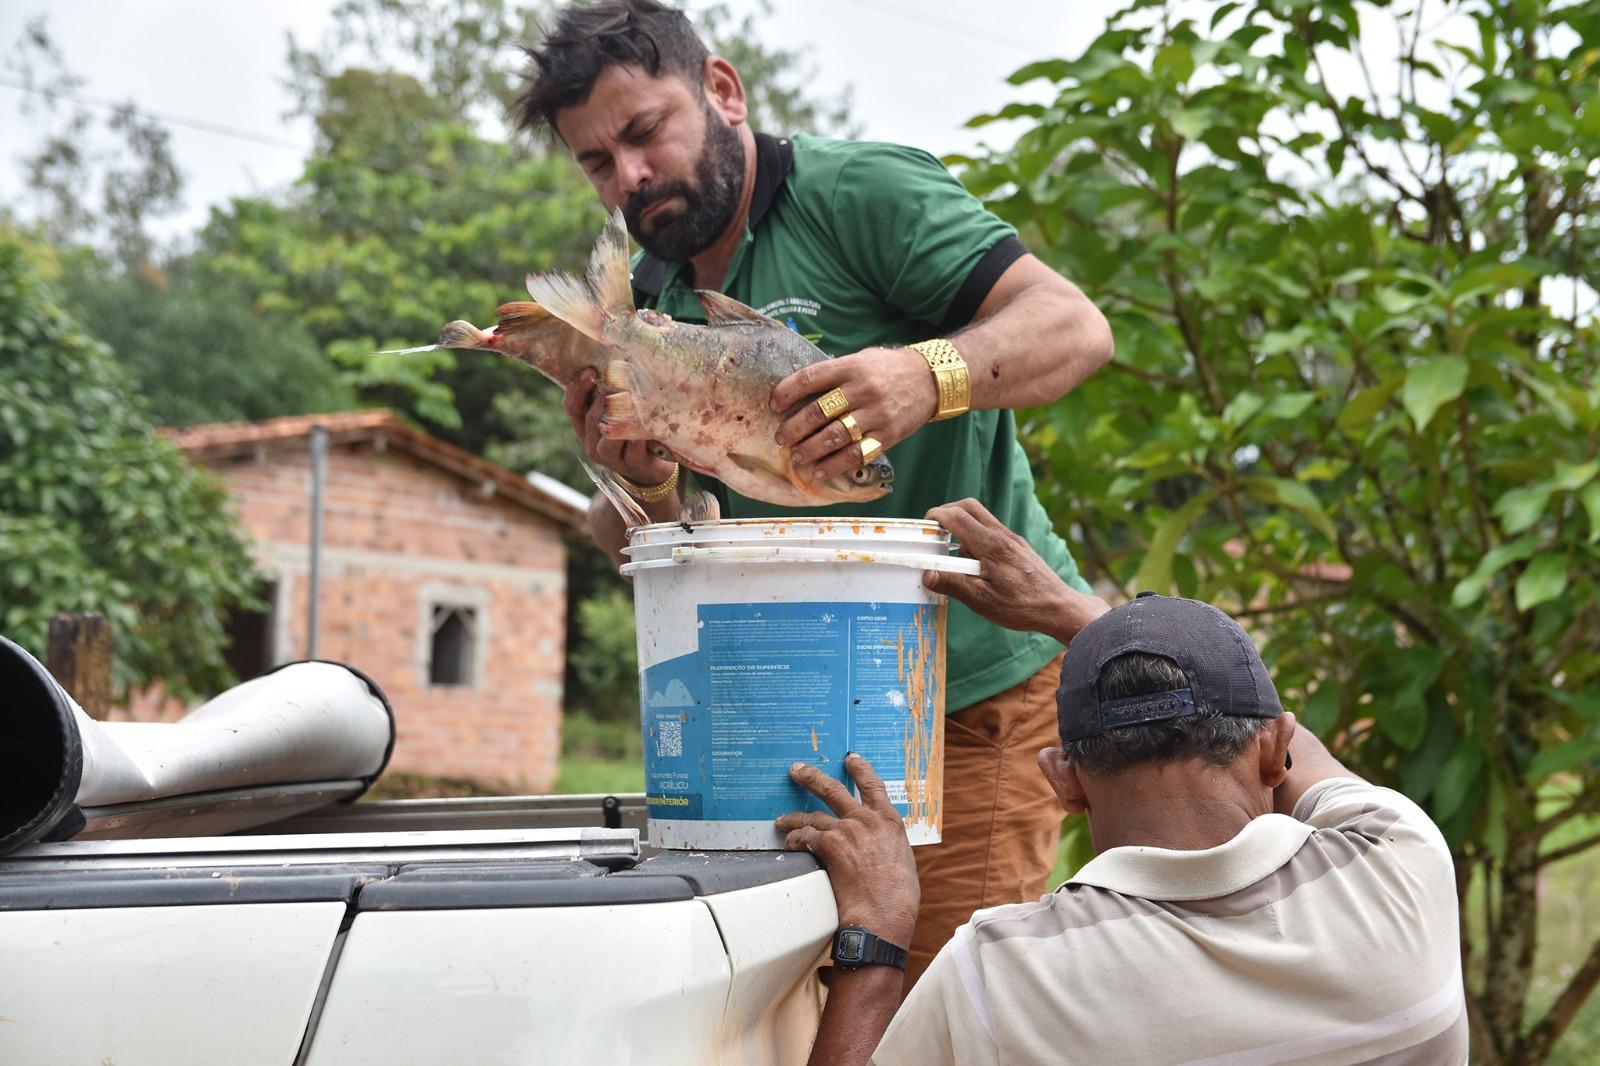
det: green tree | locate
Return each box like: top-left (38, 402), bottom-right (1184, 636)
top-left (192, 68), bottom-right (601, 437)
top-left (962, 2), bottom-right (1598, 1061)
top-left (484, 380), bottom-right (588, 488)
top-left (565, 587), bottom-right (641, 723)
top-left (55, 262), bottom-right (355, 428)
top-left (0, 235), bottom-right (260, 698)
top-left (3, 18), bottom-right (183, 272)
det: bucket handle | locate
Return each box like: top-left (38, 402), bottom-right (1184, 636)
top-left (619, 545), bottom-right (983, 575)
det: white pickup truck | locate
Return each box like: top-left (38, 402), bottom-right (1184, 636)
top-left (0, 638), bottom-right (837, 1066)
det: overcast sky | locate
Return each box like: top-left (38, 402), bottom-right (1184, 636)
top-left (0, 0), bottom-right (1125, 236)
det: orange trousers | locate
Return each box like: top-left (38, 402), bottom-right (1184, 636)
top-left (906, 652), bottom-right (1066, 991)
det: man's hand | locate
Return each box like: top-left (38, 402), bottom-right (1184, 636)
top-left (776, 753), bottom-right (920, 947)
top-left (562, 367), bottom-right (675, 487)
top-left (770, 347), bottom-right (938, 482)
top-left (924, 498), bottom-right (1109, 647)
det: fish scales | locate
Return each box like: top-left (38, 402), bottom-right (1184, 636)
top-left (431, 209), bottom-right (893, 507)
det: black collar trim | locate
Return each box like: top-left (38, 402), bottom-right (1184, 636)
top-left (748, 131), bottom-right (794, 230)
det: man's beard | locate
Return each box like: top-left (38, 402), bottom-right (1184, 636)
top-left (624, 105), bottom-right (745, 263)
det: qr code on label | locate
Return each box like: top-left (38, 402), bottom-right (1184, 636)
top-left (657, 719), bottom-right (683, 758)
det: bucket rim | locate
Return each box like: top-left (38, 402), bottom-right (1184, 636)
top-left (620, 544), bottom-right (982, 576)
top-left (628, 517), bottom-right (948, 539)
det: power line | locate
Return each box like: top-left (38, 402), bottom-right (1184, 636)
top-left (0, 75), bottom-right (471, 190)
top-left (0, 75), bottom-right (309, 152)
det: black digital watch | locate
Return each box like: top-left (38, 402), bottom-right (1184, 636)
top-left (831, 925), bottom-right (909, 971)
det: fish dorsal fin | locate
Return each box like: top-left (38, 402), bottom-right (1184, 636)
top-left (695, 290), bottom-right (786, 329)
top-left (494, 300), bottom-right (555, 327)
top-left (525, 208), bottom-right (634, 343)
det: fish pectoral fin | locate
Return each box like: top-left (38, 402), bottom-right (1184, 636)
top-left (694, 290), bottom-right (788, 330)
top-left (598, 392), bottom-right (650, 439)
top-left (727, 451), bottom-right (800, 494)
top-left (597, 402), bottom-right (648, 439)
top-left (598, 360), bottom-right (652, 439)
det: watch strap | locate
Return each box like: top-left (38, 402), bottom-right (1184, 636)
top-left (863, 935), bottom-right (909, 970)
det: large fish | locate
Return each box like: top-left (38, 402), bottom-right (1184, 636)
top-left (434, 210), bottom-right (894, 507)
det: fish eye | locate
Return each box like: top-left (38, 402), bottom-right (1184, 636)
top-left (851, 467), bottom-right (869, 484)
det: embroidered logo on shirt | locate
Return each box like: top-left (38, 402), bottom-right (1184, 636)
top-left (759, 296), bottom-right (822, 319)
top-left (760, 298), bottom-right (824, 346)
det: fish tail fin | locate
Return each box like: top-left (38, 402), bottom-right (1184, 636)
top-left (525, 208), bottom-right (634, 344)
top-left (438, 320), bottom-right (495, 350)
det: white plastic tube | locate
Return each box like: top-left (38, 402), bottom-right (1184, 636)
top-left (1, 636), bottom-right (394, 854)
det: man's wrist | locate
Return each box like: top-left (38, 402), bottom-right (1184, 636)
top-left (639, 489), bottom-right (685, 523)
top-left (615, 462), bottom-right (679, 503)
top-left (839, 910), bottom-right (916, 949)
top-left (910, 338), bottom-right (971, 421)
top-left (1045, 584), bottom-right (1107, 648)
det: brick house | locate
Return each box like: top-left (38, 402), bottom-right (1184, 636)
top-left (138, 410), bottom-right (589, 793)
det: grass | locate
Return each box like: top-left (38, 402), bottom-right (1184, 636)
top-left (1509, 805), bottom-right (1600, 1065)
top-left (363, 771), bottom-right (504, 800)
top-left (553, 755), bottom-right (644, 794)
top-left (553, 712), bottom-right (644, 795)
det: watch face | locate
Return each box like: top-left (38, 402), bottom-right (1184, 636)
top-left (838, 930), bottom-right (865, 960)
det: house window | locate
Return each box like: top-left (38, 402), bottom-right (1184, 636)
top-left (429, 605), bottom-right (478, 686)
top-left (223, 580), bottom-right (277, 682)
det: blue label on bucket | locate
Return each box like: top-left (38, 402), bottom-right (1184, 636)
top-left (640, 601), bottom-right (944, 827)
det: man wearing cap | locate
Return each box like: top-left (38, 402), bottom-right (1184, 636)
top-left (779, 500), bottom-right (1467, 1065)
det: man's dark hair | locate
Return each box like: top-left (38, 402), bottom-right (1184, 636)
top-left (1062, 652), bottom-right (1268, 775)
top-left (514, 0), bottom-right (710, 135)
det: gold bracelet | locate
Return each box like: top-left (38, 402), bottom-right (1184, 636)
top-left (616, 462), bottom-right (680, 503)
top-left (910, 339), bottom-right (971, 421)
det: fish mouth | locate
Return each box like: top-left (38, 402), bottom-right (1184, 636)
top-left (813, 478), bottom-right (892, 503)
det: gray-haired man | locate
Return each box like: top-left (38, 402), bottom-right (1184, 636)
top-left (779, 499), bottom-right (1467, 1066)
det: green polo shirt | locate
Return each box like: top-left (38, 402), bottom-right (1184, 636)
top-left (634, 132), bottom-right (1090, 711)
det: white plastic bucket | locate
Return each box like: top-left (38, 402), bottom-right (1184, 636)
top-left (620, 519), bottom-right (981, 850)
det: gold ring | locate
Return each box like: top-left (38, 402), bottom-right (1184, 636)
top-left (838, 413), bottom-right (864, 442)
top-left (816, 388), bottom-right (850, 420)
top-left (859, 437), bottom-right (883, 465)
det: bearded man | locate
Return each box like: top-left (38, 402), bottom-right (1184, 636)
top-left (515, 0), bottom-right (1114, 986)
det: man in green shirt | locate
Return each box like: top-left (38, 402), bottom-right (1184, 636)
top-left (516, 0), bottom-right (1114, 986)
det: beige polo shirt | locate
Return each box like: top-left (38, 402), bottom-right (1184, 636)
top-left (874, 777), bottom-right (1467, 1065)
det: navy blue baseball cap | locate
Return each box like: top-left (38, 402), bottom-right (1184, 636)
top-left (1056, 592), bottom-right (1283, 742)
